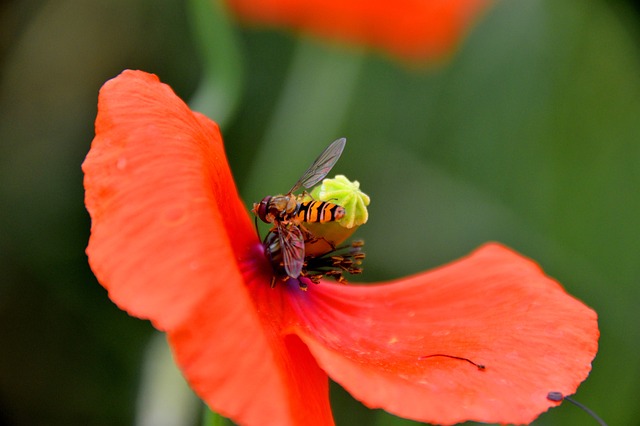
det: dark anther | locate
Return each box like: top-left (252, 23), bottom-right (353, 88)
top-left (546, 391), bottom-right (564, 402)
top-left (265, 236), bottom-right (366, 289)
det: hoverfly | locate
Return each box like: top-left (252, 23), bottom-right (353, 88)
top-left (252, 138), bottom-right (347, 279)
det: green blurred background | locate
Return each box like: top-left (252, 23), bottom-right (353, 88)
top-left (1, 0), bottom-right (639, 424)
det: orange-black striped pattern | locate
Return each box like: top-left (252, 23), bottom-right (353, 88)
top-left (293, 201), bottom-right (345, 224)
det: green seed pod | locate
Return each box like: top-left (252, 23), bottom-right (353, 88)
top-left (304, 175), bottom-right (369, 256)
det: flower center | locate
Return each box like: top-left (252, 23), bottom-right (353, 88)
top-left (262, 230), bottom-right (365, 290)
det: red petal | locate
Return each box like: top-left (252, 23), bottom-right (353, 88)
top-left (83, 70), bottom-right (335, 426)
top-left (83, 70), bottom-right (255, 330)
top-left (286, 243), bottom-right (598, 425)
top-left (227, 0), bottom-right (493, 61)
top-left (168, 280), bottom-right (335, 426)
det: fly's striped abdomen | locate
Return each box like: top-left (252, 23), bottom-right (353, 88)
top-left (294, 201), bottom-right (345, 224)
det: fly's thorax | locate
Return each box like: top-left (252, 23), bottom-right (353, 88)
top-left (270, 194), bottom-right (298, 218)
top-left (253, 194), bottom-right (299, 223)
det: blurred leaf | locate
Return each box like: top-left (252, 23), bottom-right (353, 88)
top-left (239, 38), bottom-right (364, 206)
top-left (0, 0), bottom-right (198, 424)
top-left (202, 407), bottom-right (233, 426)
top-left (187, 0), bottom-right (244, 125)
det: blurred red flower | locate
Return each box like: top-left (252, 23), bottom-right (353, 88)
top-left (226, 0), bottom-right (494, 61)
top-left (83, 70), bottom-right (599, 426)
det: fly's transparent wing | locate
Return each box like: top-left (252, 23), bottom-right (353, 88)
top-left (279, 224), bottom-right (305, 278)
top-left (288, 137), bottom-right (346, 194)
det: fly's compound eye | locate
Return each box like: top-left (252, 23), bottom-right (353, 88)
top-left (254, 196), bottom-right (272, 223)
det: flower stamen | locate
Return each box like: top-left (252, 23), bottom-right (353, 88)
top-left (264, 231), bottom-right (365, 289)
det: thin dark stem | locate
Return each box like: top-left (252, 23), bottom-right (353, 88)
top-left (562, 395), bottom-right (608, 426)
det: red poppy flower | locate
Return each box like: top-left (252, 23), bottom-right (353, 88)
top-left (226, 0), bottom-right (494, 61)
top-left (83, 70), bottom-right (599, 426)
